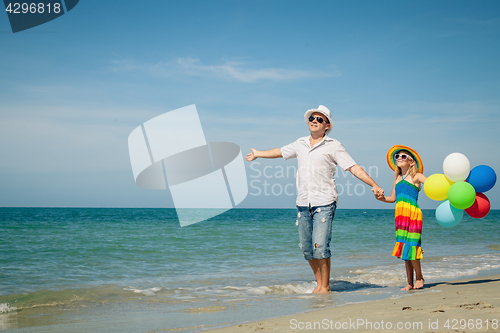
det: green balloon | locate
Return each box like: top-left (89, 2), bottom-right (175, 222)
top-left (448, 182), bottom-right (476, 209)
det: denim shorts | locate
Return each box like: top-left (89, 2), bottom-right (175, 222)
top-left (296, 202), bottom-right (337, 260)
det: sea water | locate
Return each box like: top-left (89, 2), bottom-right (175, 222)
top-left (0, 208), bottom-right (499, 332)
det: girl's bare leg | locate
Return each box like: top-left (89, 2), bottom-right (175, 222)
top-left (402, 261), bottom-right (414, 290)
top-left (412, 260), bottom-right (424, 289)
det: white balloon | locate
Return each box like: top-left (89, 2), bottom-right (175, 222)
top-left (443, 153), bottom-right (470, 182)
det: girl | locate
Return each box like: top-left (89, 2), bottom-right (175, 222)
top-left (378, 145), bottom-right (427, 290)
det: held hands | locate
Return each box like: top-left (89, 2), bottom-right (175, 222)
top-left (372, 186), bottom-right (385, 200)
top-left (245, 152), bottom-right (386, 201)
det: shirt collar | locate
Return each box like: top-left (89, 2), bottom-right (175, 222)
top-left (299, 134), bottom-right (333, 142)
top-left (302, 134), bottom-right (333, 149)
top-left (322, 134), bottom-right (333, 142)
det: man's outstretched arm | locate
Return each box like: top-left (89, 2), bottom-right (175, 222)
top-left (348, 164), bottom-right (384, 198)
top-left (246, 148), bottom-right (282, 161)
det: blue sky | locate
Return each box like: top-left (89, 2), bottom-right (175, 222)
top-left (1, 0), bottom-right (499, 209)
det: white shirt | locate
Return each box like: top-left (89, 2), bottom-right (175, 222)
top-left (281, 135), bottom-right (356, 207)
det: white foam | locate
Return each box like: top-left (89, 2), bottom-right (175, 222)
top-left (223, 278), bottom-right (381, 296)
top-left (124, 287), bottom-right (161, 296)
top-left (247, 286), bottom-right (271, 295)
top-left (424, 254), bottom-right (500, 280)
top-left (336, 253), bottom-right (500, 288)
top-left (339, 267), bottom-right (405, 286)
top-left (221, 282), bottom-right (316, 295)
top-left (247, 284), bottom-right (303, 295)
top-left (229, 280), bottom-right (371, 295)
top-left (0, 303), bottom-right (16, 313)
top-left (222, 286), bottom-right (249, 291)
top-left (172, 295), bottom-right (196, 300)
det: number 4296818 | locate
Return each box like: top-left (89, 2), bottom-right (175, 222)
top-left (5, 2), bottom-right (62, 14)
top-left (444, 319), bottom-right (498, 330)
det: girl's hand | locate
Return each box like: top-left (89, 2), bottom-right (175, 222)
top-left (372, 186), bottom-right (384, 199)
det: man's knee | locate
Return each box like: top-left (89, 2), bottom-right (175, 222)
top-left (312, 241), bottom-right (330, 259)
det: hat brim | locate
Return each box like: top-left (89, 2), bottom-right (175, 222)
top-left (386, 145), bottom-right (424, 174)
top-left (304, 109), bottom-right (334, 134)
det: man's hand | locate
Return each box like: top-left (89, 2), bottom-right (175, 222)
top-left (245, 148), bottom-right (282, 161)
top-left (246, 148), bottom-right (258, 161)
top-left (372, 185), bottom-right (384, 199)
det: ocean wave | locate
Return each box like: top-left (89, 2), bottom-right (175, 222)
top-left (0, 303), bottom-right (16, 313)
top-left (487, 244), bottom-right (500, 251)
top-left (425, 254), bottom-right (500, 279)
top-left (123, 287), bottom-right (161, 296)
top-left (222, 279), bottom-right (378, 296)
top-left (247, 282), bottom-right (316, 295)
top-left (2, 253), bottom-right (498, 312)
top-left (197, 253), bottom-right (500, 297)
top-left (337, 253), bottom-right (500, 287)
top-left (0, 285), bottom-right (147, 311)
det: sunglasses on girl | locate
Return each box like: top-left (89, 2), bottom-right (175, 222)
top-left (308, 116), bottom-right (326, 123)
top-left (395, 154), bottom-right (413, 160)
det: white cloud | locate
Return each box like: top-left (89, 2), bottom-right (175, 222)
top-left (177, 57), bottom-right (339, 82)
top-left (109, 57), bottom-right (340, 83)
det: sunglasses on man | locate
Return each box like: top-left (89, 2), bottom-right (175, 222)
top-left (308, 116), bottom-right (327, 123)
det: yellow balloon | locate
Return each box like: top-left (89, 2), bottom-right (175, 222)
top-left (424, 174), bottom-right (454, 201)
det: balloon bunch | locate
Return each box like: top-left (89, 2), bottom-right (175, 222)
top-left (424, 153), bottom-right (496, 227)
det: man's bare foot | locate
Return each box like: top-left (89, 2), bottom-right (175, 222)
top-left (401, 284), bottom-right (413, 291)
top-left (414, 279), bottom-right (424, 289)
top-left (313, 287), bottom-right (330, 294)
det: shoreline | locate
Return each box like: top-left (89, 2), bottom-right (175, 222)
top-left (203, 274), bottom-right (500, 333)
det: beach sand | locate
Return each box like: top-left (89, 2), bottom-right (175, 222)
top-left (204, 274), bottom-right (500, 333)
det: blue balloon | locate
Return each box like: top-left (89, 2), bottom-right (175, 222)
top-left (466, 165), bottom-right (497, 193)
top-left (435, 200), bottom-right (463, 227)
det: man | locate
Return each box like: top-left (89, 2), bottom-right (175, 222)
top-left (245, 105), bottom-right (383, 294)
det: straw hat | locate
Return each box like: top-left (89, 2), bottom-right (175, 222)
top-left (304, 105), bottom-right (333, 135)
top-left (386, 145), bottom-right (424, 173)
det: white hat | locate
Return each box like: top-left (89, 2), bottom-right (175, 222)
top-left (304, 105), bottom-right (333, 135)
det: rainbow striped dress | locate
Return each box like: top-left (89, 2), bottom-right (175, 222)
top-left (392, 179), bottom-right (423, 261)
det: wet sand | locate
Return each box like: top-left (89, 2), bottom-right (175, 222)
top-left (204, 274), bottom-right (500, 332)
